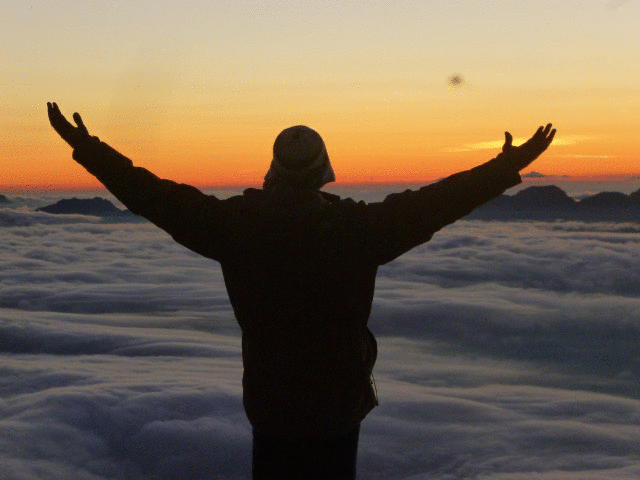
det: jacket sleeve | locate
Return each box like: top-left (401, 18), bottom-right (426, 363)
top-left (366, 154), bottom-right (522, 265)
top-left (72, 137), bottom-right (229, 261)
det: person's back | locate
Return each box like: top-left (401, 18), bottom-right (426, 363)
top-left (220, 184), bottom-right (378, 438)
top-left (47, 102), bottom-right (555, 478)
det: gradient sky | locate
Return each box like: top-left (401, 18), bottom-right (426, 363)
top-left (2, 0), bottom-right (639, 190)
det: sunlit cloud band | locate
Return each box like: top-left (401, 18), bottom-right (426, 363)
top-left (444, 135), bottom-right (592, 153)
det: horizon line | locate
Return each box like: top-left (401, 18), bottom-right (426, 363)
top-left (2, 174), bottom-right (640, 194)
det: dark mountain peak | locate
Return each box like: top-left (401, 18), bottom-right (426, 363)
top-left (513, 185), bottom-right (575, 207)
top-left (36, 197), bottom-right (138, 220)
top-left (578, 191), bottom-right (630, 208)
top-left (521, 171), bottom-right (545, 178)
top-left (466, 184), bottom-right (640, 221)
top-left (0, 194), bottom-right (11, 204)
top-left (628, 188), bottom-right (640, 203)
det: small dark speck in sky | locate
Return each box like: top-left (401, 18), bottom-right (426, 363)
top-left (449, 74), bottom-right (464, 87)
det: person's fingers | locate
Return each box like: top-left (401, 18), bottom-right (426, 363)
top-left (50, 103), bottom-right (64, 123)
top-left (47, 103), bottom-right (79, 146)
top-left (503, 131), bottom-right (513, 152)
top-left (48, 104), bottom-right (64, 129)
top-left (47, 102), bottom-right (58, 118)
top-left (502, 132), bottom-right (511, 153)
top-left (73, 112), bottom-right (88, 135)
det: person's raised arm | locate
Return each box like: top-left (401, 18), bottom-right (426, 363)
top-left (366, 124), bottom-right (556, 265)
top-left (47, 102), bottom-right (229, 261)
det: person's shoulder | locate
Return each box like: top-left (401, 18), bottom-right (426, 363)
top-left (239, 187), bottom-right (365, 213)
top-left (319, 190), bottom-right (367, 207)
top-left (238, 187), bottom-right (275, 213)
top-left (241, 186), bottom-right (344, 204)
top-left (242, 187), bottom-right (265, 200)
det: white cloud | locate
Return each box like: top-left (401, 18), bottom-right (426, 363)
top-left (2, 205), bottom-right (640, 478)
top-left (0, 208), bottom-right (101, 227)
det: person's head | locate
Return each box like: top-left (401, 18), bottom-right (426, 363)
top-left (263, 125), bottom-right (335, 190)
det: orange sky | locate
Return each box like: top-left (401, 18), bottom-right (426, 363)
top-left (2, 1), bottom-right (639, 191)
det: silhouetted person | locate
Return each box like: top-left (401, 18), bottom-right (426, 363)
top-left (48, 102), bottom-right (555, 479)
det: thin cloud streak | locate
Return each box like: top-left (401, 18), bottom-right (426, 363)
top-left (563, 154), bottom-right (614, 159)
top-left (444, 135), bottom-right (591, 153)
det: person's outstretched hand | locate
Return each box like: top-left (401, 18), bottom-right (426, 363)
top-left (502, 123), bottom-right (556, 171)
top-left (47, 102), bottom-right (91, 149)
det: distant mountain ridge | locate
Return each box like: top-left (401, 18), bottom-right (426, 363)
top-left (36, 197), bottom-right (141, 221)
top-left (28, 186), bottom-right (640, 222)
top-left (466, 185), bottom-right (640, 221)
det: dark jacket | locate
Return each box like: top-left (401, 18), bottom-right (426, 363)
top-left (72, 138), bottom-right (521, 439)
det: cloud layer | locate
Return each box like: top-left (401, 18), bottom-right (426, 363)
top-left (1, 206), bottom-right (640, 479)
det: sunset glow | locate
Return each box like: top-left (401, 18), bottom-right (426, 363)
top-left (2, 1), bottom-right (639, 190)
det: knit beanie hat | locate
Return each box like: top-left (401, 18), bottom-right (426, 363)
top-left (263, 126), bottom-right (336, 190)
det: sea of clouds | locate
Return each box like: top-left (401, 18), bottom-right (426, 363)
top-left (1, 195), bottom-right (640, 479)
